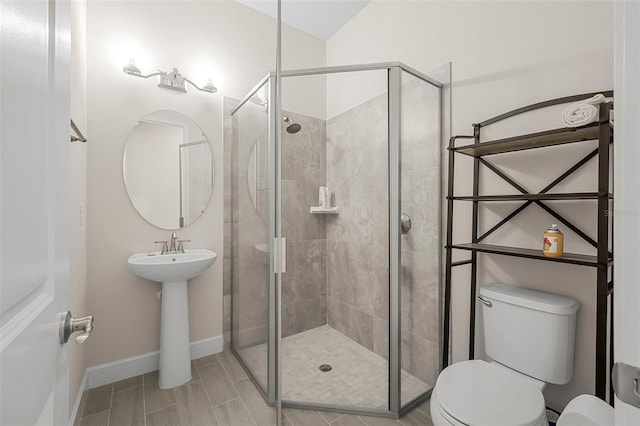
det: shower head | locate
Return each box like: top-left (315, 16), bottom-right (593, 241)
top-left (283, 116), bottom-right (301, 134)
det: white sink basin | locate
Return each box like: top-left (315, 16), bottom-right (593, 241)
top-left (127, 248), bottom-right (217, 389)
top-left (128, 249), bottom-right (217, 282)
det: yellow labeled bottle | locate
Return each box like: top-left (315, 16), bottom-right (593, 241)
top-left (543, 224), bottom-right (564, 257)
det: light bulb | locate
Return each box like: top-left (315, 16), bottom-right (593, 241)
top-left (123, 57), bottom-right (141, 75)
top-left (202, 78), bottom-right (217, 93)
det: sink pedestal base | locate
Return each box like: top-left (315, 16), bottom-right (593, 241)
top-left (159, 280), bottom-right (192, 389)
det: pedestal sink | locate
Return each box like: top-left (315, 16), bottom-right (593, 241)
top-left (128, 249), bottom-right (217, 388)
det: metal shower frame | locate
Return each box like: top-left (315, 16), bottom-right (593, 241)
top-left (229, 62), bottom-right (446, 419)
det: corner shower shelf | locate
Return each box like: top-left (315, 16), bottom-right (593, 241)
top-left (310, 206), bottom-right (339, 215)
top-left (444, 91), bottom-right (614, 402)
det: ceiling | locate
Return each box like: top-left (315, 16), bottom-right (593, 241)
top-left (236, 0), bottom-right (371, 40)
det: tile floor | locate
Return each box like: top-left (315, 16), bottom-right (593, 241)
top-left (74, 350), bottom-right (433, 426)
top-left (239, 326), bottom-right (431, 407)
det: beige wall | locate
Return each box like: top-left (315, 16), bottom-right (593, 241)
top-left (85, 0), bottom-right (325, 368)
top-left (70, 0), bottom-right (88, 412)
top-left (325, 0), bottom-right (613, 411)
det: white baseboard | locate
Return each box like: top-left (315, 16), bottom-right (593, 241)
top-left (85, 334), bottom-right (223, 390)
top-left (68, 369), bottom-right (88, 426)
top-left (190, 334), bottom-right (224, 360)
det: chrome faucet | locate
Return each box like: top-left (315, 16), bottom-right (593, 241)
top-left (155, 232), bottom-right (189, 254)
top-left (169, 232), bottom-right (178, 252)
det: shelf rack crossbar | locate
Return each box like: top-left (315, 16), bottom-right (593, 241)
top-left (474, 148), bottom-right (604, 247)
top-left (476, 156), bottom-right (599, 248)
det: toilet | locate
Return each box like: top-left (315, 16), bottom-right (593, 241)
top-left (431, 283), bottom-right (580, 426)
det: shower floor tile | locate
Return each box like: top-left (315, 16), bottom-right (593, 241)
top-left (240, 325), bottom-right (431, 408)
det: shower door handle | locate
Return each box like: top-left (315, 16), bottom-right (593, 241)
top-left (280, 237), bottom-right (286, 273)
top-left (275, 237), bottom-right (286, 273)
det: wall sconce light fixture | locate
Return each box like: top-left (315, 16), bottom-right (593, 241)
top-left (123, 58), bottom-right (217, 94)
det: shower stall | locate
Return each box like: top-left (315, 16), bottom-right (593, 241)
top-left (227, 62), bottom-right (450, 418)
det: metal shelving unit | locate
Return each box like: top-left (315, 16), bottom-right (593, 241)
top-left (443, 91), bottom-right (614, 401)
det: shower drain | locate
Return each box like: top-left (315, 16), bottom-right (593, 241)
top-left (319, 364), bottom-right (332, 372)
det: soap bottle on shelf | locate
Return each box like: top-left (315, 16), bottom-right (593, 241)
top-left (318, 186), bottom-right (329, 208)
top-left (543, 224), bottom-right (564, 257)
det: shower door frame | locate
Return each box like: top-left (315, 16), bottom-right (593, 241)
top-left (230, 62), bottom-right (445, 419)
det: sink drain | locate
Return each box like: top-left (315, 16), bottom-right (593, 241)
top-left (319, 364), bottom-right (332, 372)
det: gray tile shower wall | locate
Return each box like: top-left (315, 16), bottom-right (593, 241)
top-left (325, 93), bottom-right (390, 359)
top-left (281, 111), bottom-right (327, 337)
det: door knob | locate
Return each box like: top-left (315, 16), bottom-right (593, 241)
top-left (59, 311), bottom-right (94, 344)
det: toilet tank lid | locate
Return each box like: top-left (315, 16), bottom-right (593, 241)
top-left (480, 283), bottom-right (579, 315)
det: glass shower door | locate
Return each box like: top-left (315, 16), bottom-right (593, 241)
top-left (230, 77), bottom-right (276, 400)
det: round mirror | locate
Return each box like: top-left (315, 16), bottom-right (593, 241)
top-left (247, 139), bottom-right (262, 212)
top-left (123, 110), bottom-right (213, 230)
top-left (246, 137), bottom-right (269, 219)
top-left (247, 141), bottom-right (258, 210)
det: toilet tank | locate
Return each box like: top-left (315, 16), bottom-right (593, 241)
top-left (479, 283), bottom-right (579, 385)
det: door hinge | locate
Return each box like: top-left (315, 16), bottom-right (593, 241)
top-left (612, 362), bottom-right (640, 407)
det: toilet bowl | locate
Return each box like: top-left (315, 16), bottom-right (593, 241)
top-left (430, 360), bottom-right (547, 426)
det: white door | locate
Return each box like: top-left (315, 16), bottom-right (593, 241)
top-left (614, 1), bottom-right (640, 424)
top-left (1, 0), bottom-right (71, 424)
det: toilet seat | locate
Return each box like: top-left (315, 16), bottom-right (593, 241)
top-left (433, 360), bottom-right (547, 426)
